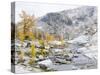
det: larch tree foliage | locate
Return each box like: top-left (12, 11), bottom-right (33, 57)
top-left (18, 10), bottom-right (36, 40)
top-left (16, 11), bottom-right (37, 63)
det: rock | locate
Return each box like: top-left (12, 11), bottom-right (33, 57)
top-left (49, 40), bottom-right (62, 45)
top-left (38, 55), bottom-right (44, 60)
top-left (22, 42), bottom-right (27, 48)
top-left (49, 64), bottom-right (76, 71)
top-left (38, 59), bottom-right (53, 69)
top-left (39, 64), bottom-right (48, 70)
top-left (72, 66), bottom-right (78, 70)
top-left (66, 58), bottom-right (72, 61)
top-left (72, 54), bottom-right (79, 58)
top-left (51, 48), bottom-right (64, 55)
top-left (67, 35), bottom-right (89, 45)
top-left (55, 58), bottom-right (69, 64)
top-left (15, 65), bottom-right (31, 73)
top-left (45, 45), bottom-right (50, 49)
top-left (53, 49), bottom-right (62, 53)
top-left (78, 46), bottom-right (97, 60)
top-left (26, 42), bottom-right (31, 47)
top-left (78, 47), bottom-right (87, 52)
top-left (72, 54), bottom-right (91, 65)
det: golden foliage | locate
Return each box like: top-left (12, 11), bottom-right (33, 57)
top-left (17, 11), bottom-right (36, 40)
top-left (41, 49), bottom-right (45, 57)
top-left (19, 50), bottom-right (24, 62)
top-left (28, 58), bottom-right (34, 65)
top-left (39, 39), bottom-right (44, 46)
top-left (28, 31), bottom-right (35, 40)
top-left (28, 44), bottom-right (36, 64)
top-left (18, 31), bottom-right (25, 42)
top-left (30, 44), bottom-right (36, 58)
top-left (45, 33), bottom-right (55, 41)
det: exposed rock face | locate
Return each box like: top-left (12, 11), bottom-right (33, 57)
top-left (38, 59), bottom-right (53, 70)
top-left (37, 6), bottom-right (97, 40)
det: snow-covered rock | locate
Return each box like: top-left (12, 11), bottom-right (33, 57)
top-left (78, 47), bottom-right (87, 52)
top-left (67, 35), bottom-right (89, 44)
top-left (84, 46), bottom-right (97, 59)
top-left (38, 59), bottom-right (53, 68)
top-left (77, 46), bottom-right (97, 60)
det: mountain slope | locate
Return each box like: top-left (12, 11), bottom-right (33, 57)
top-left (37, 6), bottom-right (97, 40)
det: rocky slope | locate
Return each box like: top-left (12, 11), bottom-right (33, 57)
top-left (37, 6), bottom-right (97, 60)
top-left (37, 6), bottom-right (97, 40)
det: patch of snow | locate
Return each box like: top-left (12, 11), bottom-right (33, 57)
top-left (78, 46), bottom-right (97, 60)
top-left (67, 35), bottom-right (89, 44)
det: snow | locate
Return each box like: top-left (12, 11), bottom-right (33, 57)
top-left (67, 35), bottom-right (89, 44)
top-left (78, 47), bottom-right (88, 52)
top-left (84, 46), bottom-right (97, 59)
top-left (77, 46), bottom-right (97, 60)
